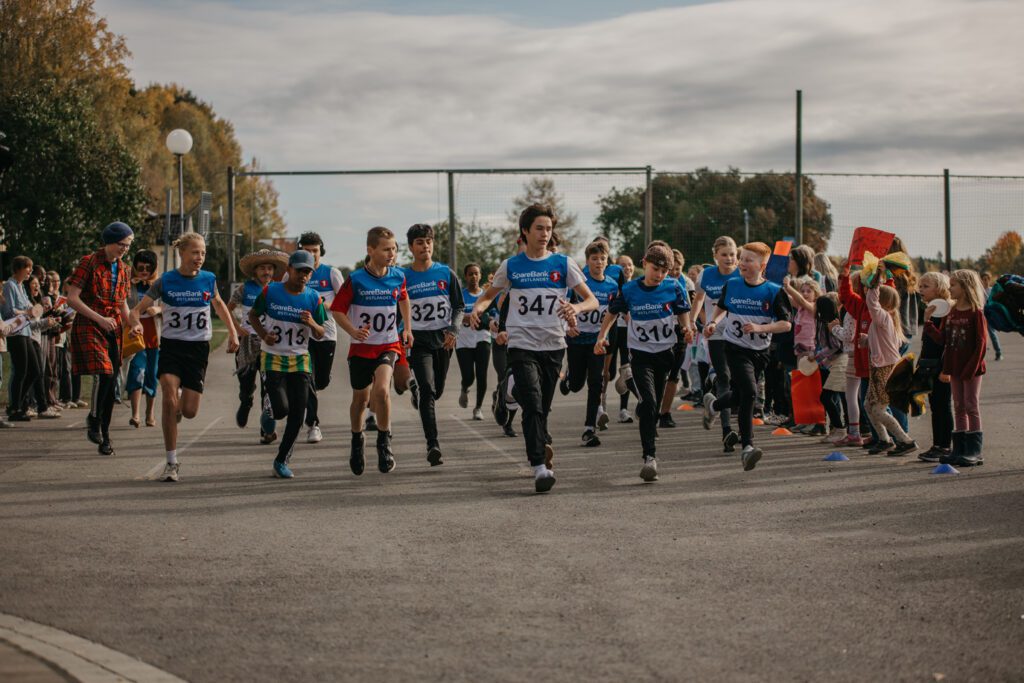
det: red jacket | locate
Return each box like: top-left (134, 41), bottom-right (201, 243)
top-left (838, 274), bottom-right (871, 378)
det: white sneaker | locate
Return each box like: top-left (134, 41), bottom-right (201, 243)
top-left (160, 463), bottom-right (180, 482)
top-left (741, 445), bottom-right (763, 471)
top-left (306, 424), bottom-right (323, 443)
top-left (614, 364), bottom-right (631, 395)
top-left (618, 408), bottom-right (633, 424)
top-left (76, 400), bottom-right (89, 408)
top-left (596, 406), bottom-right (609, 431)
top-left (472, 408), bottom-right (483, 421)
top-left (37, 408), bottom-right (61, 419)
top-left (640, 456), bottom-right (659, 482)
top-left (25, 408), bottom-right (37, 418)
top-left (820, 428), bottom-right (841, 444)
top-left (702, 393), bottom-right (717, 430)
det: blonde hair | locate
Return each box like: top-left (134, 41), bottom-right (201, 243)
top-left (950, 269), bottom-right (986, 312)
top-left (877, 285), bottom-right (906, 345)
top-left (918, 271), bottom-right (951, 301)
top-left (671, 248), bottom-right (685, 268)
top-left (712, 236), bottom-right (737, 255)
top-left (813, 253), bottom-right (839, 282)
top-left (796, 276), bottom-right (822, 298)
top-left (173, 232), bottom-right (206, 251)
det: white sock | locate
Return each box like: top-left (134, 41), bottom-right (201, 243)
top-left (166, 450), bottom-right (177, 465)
top-left (533, 464), bottom-right (550, 478)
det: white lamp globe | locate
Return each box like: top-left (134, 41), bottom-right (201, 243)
top-left (166, 129), bottom-right (193, 155)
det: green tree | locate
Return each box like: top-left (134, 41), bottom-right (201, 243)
top-left (507, 177), bottom-right (580, 254)
top-left (596, 168), bottom-right (832, 263)
top-left (0, 82), bottom-right (147, 274)
top-left (432, 219), bottom-right (509, 276)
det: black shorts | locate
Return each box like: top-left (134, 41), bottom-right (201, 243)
top-left (158, 338), bottom-right (210, 393)
top-left (349, 351), bottom-right (400, 390)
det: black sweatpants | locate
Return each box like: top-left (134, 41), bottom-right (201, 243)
top-left (456, 342), bottom-right (490, 410)
top-left (509, 348), bottom-right (563, 467)
top-left (6, 336), bottom-right (41, 416)
top-left (266, 370), bottom-right (311, 463)
top-left (713, 344), bottom-right (769, 448)
top-left (565, 343), bottom-right (604, 429)
top-left (305, 339), bottom-right (336, 427)
top-left (92, 332), bottom-right (121, 438)
top-left (491, 342), bottom-right (508, 382)
top-left (630, 348), bottom-right (675, 457)
top-left (706, 339), bottom-right (734, 437)
top-left (410, 345), bottom-right (452, 448)
top-left (607, 326), bottom-right (631, 410)
top-left (236, 354), bottom-right (269, 422)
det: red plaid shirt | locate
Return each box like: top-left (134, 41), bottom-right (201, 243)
top-left (66, 250), bottom-right (130, 376)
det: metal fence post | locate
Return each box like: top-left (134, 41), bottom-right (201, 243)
top-left (644, 165), bottom-right (653, 247)
top-left (943, 168), bottom-right (952, 272)
top-left (227, 166), bottom-right (235, 290)
top-left (447, 171), bottom-right (457, 270)
top-left (795, 90), bottom-right (803, 245)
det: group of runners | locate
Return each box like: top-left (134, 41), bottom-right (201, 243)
top-left (65, 204), bottom-right (795, 493)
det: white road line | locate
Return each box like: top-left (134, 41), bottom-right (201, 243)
top-left (136, 417), bottom-right (222, 480)
top-left (65, 421), bottom-right (82, 429)
top-left (0, 612), bottom-right (187, 683)
top-left (449, 414), bottom-right (531, 475)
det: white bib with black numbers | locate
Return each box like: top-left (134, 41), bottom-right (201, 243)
top-left (504, 252), bottom-right (569, 329)
top-left (159, 270), bottom-right (217, 342)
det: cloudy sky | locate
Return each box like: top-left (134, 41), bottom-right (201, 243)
top-left (96, 0), bottom-right (1024, 261)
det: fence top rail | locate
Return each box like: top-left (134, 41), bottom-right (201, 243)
top-left (655, 170), bottom-right (1024, 180)
top-left (234, 166), bottom-right (652, 177)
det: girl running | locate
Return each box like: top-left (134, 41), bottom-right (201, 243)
top-left (456, 263), bottom-right (491, 421)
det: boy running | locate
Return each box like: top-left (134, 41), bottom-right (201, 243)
top-left (331, 227), bottom-right (412, 476)
top-left (701, 242), bottom-right (792, 471)
top-left (129, 233), bottom-right (240, 482)
top-left (470, 204), bottom-right (597, 493)
top-left (595, 244), bottom-right (693, 482)
top-left (402, 223), bottom-right (464, 466)
top-left (247, 250), bottom-right (327, 478)
top-left (561, 240), bottom-right (619, 447)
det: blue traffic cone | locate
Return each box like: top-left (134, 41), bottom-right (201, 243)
top-left (931, 463), bottom-right (959, 475)
top-left (823, 451), bottom-right (849, 462)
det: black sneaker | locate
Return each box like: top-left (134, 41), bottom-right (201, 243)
top-left (917, 446), bottom-right (950, 463)
top-left (535, 473), bottom-right (556, 494)
top-left (235, 400), bottom-right (252, 429)
top-left (886, 441), bottom-right (918, 457)
top-left (658, 413), bottom-right (676, 429)
top-left (559, 377), bottom-right (570, 396)
top-left (86, 414), bottom-right (102, 444)
top-left (868, 441), bottom-right (895, 455)
top-left (861, 439), bottom-right (880, 450)
top-left (427, 444), bottom-right (444, 467)
top-left (493, 378), bottom-right (509, 428)
top-left (364, 414), bottom-right (378, 432)
top-left (722, 431), bottom-right (740, 453)
top-left (502, 423), bottom-right (518, 438)
top-left (350, 432), bottom-right (365, 476)
top-left (98, 439), bottom-right (114, 456)
top-left (581, 429), bottom-right (600, 448)
top-left (377, 432), bottom-right (396, 473)
top-left (7, 412), bottom-right (31, 422)
top-left (805, 424), bottom-right (827, 437)
top-left (741, 445), bottom-right (763, 471)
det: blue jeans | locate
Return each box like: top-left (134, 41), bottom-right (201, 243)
top-left (988, 327), bottom-right (1002, 356)
top-left (126, 348), bottom-right (159, 397)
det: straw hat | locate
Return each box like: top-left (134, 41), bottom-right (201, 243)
top-left (239, 249), bottom-right (288, 279)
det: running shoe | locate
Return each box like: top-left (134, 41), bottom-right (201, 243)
top-left (98, 439), bottom-right (114, 456)
top-left (741, 445), bottom-right (762, 471)
top-left (614, 364), bottom-right (631, 395)
top-left (722, 431), bottom-right (740, 453)
top-left (860, 438), bottom-right (880, 450)
top-left (364, 414), bottom-right (378, 432)
top-left (38, 408), bottom-right (60, 419)
top-left (160, 463), bottom-right (179, 483)
top-left (559, 377), bottom-right (570, 396)
top-left (639, 456), bottom-right (658, 482)
top-left (867, 441), bottom-right (895, 455)
top-left (596, 407), bottom-right (609, 431)
top-left (819, 428), bottom-right (842, 444)
top-left (917, 445), bottom-right (949, 463)
top-left (409, 378), bottom-right (420, 411)
top-left (833, 434), bottom-right (863, 447)
top-left (618, 409), bottom-right (634, 424)
top-left (472, 408), bottom-right (483, 421)
top-left (805, 424), bottom-right (827, 437)
top-left (25, 408), bottom-right (37, 418)
top-left (886, 440), bottom-right (918, 457)
top-left (534, 470), bottom-right (556, 494)
top-left (581, 429), bottom-right (600, 448)
top-left (658, 413), bottom-right (676, 429)
top-left (494, 377), bottom-right (510, 427)
top-left (260, 431), bottom-right (278, 445)
top-left (427, 444), bottom-right (444, 467)
top-left (306, 424), bottom-right (323, 444)
top-left (377, 432), bottom-right (396, 473)
top-left (273, 460), bottom-right (294, 479)
top-left (544, 443), bottom-right (554, 470)
top-left (236, 400), bottom-right (252, 428)
top-left (502, 423), bottom-right (518, 438)
top-left (86, 414), bottom-right (102, 444)
top-left (458, 388), bottom-right (469, 409)
top-left (350, 432), bottom-right (365, 476)
top-left (7, 412), bottom-right (30, 422)
top-left (76, 400), bottom-right (89, 408)
top-left (702, 393), bottom-right (717, 430)
top-left (0, 420), bottom-right (13, 429)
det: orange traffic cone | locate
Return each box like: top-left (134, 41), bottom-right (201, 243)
top-left (677, 403), bottom-right (695, 411)
top-left (771, 427), bottom-right (793, 436)
top-left (752, 417), bottom-right (765, 426)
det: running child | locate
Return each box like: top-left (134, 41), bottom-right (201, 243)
top-left (608, 254), bottom-right (636, 423)
top-left (470, 204), bottom-right (597, 493)
top-left (230, 249), bottom-right (288, 444)
top-left (924, 269), bottom-right (988, 467)
top-left (129, 233), bottom-right (240, 482)
top-left (456, 263), bottom-right (491, 421)
top-left (657, 248), bottom-right (697, 429)
top-left (701, 242), bottom-right (792, 471)
top-left (331, 227), bottom-right (412, 476)
top-left (595, 243), bottom-right (693, 481)
top-left (126, 249), bottom-right (161, 429)
top-left (402, 223), bottom-right (464, 466)
top-left (561, 240), bottom-right (619, 447)
top-left (247, 250), bottom-right (328, 478)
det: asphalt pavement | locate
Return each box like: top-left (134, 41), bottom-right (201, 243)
top-left (1, 334), bottom-right (1023, 682)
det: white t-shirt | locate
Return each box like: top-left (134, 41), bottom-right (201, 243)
top-left (490, 252), bottom-right (585, 352)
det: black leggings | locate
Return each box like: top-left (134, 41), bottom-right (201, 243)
top-left (91, 332), bottom-right (121, 438)
top-left (305, 339), bottom-right (336, 427)
top-left (607, 326), bottom-right (630, 410)
top-left (566, 344), bottom-right (605, 429)
top-left (5, 336), bottom-right (40, 415)
top-left (491, 342), bottom-right (507, 382)
top-left (266, 370), bottom-right (310, 463)
top-left (630, 349), bottom-right (675, 457)
top-left (456, 342), bottom-right (490, 410)
top-left (410, 346), bottom-right (451, 448)
top-left (929, 374), bottom-right (953, 449)
top-left (713, 344), bottom-right (768, 448)
top-left (707, 339), bottom-right (733, 436)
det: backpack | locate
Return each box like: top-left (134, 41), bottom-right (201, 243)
top-left (984, 274), bottom-right (1024, 335)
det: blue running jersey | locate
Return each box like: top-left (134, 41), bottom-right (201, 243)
top-left (255, 282), bottom-right (324, 357)
top-left (403, 262), bottom-right (454, 332)
top-left (236, 279), bottom-right (264, 335)
top-left (611, 278), bottom-right (690, 353)
top-left (157, 270), bottom-right (217, 342)
top-left (571, 272), bottom-right (619, 345)
top-left (346, 267), bottom-right (406, 345)
top-left (717, 278), bottom-right (787, 351)
top-left (697, 265), bottom-right (742, 340)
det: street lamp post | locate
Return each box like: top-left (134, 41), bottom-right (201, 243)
top-left (165, 129), bottom-right (193, 271)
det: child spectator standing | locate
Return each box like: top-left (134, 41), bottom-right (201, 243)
top-left (915, 272), bottom-right (954, 462)
top-left (925, 270), bottom-right (989, 467)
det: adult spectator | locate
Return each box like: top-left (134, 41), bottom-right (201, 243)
top-left (814, 252), bottom-right (839, 293)
top-left (2, 255), bottom-right (43, 422)
top-left (66, 222), bottom-right (135, 455)
top-left (26, 275), bottom-right (60, 418)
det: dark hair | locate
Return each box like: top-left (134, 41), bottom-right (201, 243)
top-left (815, 293), bottom-right (841, 351)
top-left (12, 255), bottom-right (32, 271)
top-left (133, 249), bottom-right (158, 269)
top-left (463, 262), bottom-right (481, 277)
top-left (406, 223), bottom-right (434, 244)
top-left (790, 244), bottom-right (815, 276)
top-left (367, 226), bottom-right (395, 248)
top-left (585, 241), bottom-right (609, 257)
top-left (518, 204), bottom-right (556, 238)
top-left (298, 231), bottom-right (325, 256)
